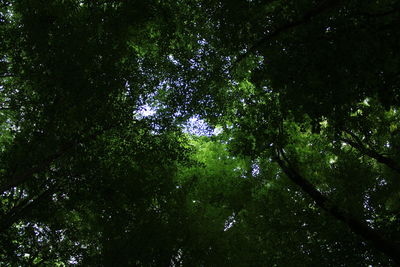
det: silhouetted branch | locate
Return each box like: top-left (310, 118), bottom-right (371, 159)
top-left (233, 0), bottom-right (343, 67)
top-left (274, 148), bottom-right (400, 265)
top-left (0, 120), bottom-right (134, 192)
top-left (0, 186), bottom-right (55, 233)
top-left (357, 7), bottom-right (400, 18)
top-left (340, 130), bottom-right (400, 174)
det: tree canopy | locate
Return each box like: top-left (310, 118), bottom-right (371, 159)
top-left (1, 0), bottom-right (400, 266)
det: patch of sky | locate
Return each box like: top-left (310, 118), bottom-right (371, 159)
top-left (252, 163), bottom-right (260, 176)
top-left (224, 212), bottom-right (236, 231)
top-left (138, 104), bottom-right (156, 117)
top-left (182, 115), bottom-right (214, 136)
top-left (168, 54), bottom-right (180, 66)
top-left (135, 97), bottom-right (222, 137)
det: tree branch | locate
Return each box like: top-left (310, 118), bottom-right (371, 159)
top-left (340, 131), bottom-right (400, 175)
top-left (0, 186), bottom-right (55, 233)
top-left (274, 148), bottom-right (400, 265)
top-left (356, 7), bottom-right (400, 18)
top-left (233, 0), bottom-right (343, 67)
top-left (0, 121), bottom-right (130, 193)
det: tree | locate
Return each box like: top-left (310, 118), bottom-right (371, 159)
top-left (0, 0), bottom-right (193, 265)
top-left (1, 0), bottom-right (400, 266)
top-left (193, 0), bottom-right (400, 264)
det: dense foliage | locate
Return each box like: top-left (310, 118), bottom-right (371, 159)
top-left (1, 0), bottom-right (400, 265)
